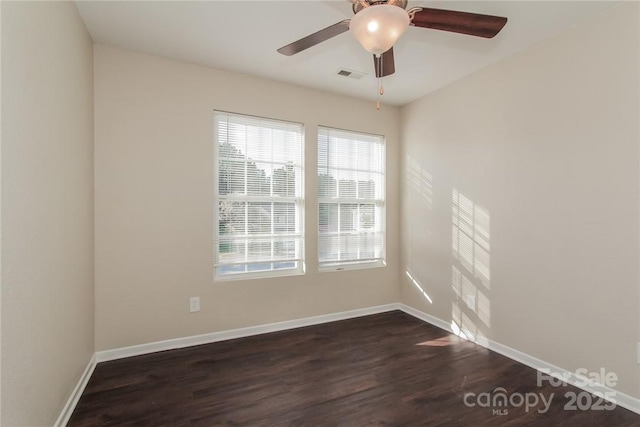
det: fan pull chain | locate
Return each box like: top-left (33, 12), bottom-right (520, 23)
top-left (376, 54), bottom-right (384, 110)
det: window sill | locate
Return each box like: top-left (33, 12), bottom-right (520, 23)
top-left (318, 260), bottom-right (386, 273)
top-left (214, 268), bottom-right (305, 283)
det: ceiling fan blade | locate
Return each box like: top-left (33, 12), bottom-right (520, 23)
top-left (412, 8), bottom-right (507, 38)
top-left (374, 47), bottom-right (395, 78)
top-left (277, 20), bottom-right (350, 56)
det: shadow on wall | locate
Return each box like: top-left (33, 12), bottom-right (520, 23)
top-left (405, 155), bottom-right (434, 305)
top-left (451, 188), bottom-right (491, 346)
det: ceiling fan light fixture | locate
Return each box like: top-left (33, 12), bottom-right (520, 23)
top-left (349, 4), bottom-right (410, 56)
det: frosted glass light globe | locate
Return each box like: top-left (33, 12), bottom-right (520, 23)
top-left (349, 4), bottom-right (410, 56)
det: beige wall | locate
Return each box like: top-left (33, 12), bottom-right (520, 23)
top-left (401, 2), bottom-right (640, 398)
top-left (1, 1), bottom-right (95, 426)
top-left (93, 45), bottom-right (401, 351)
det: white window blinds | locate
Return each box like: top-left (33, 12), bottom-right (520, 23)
top-left (317, 127), bottom-right (385, 269)
top-left (215, 111), bottom-right (304, 279)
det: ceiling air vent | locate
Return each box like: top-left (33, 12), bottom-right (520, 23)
top-left (337, 68), bottom-right (367, 79)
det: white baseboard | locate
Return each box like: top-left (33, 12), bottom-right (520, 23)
top-left (96, 303), bottom-right (400, 363)
top-left (487, 339), bottom-right (640, 415)
top-left (397, 303), bottom-right (640, 416)
top-left (398, 303), bottom-right (453, 333)
top-left (54, 354), bottom-right (96, 427)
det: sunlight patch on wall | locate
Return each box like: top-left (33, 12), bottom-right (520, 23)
top-left (405, 155), bottom-right (434, 306)
top-left (407, 155), bottom-right (433, 208)
top-left (451, 188), bottom-right (491, 347)
top-left (406, 269), bottom-right (433, 304)
top-left (451, 189), bottom-right (490, 287)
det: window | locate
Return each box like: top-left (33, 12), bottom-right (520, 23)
top-left (214, 111), bottom-right (304, 279)
top-left (317, 127), bottom-right (385, 270)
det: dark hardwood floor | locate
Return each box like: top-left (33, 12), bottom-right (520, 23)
top-left (69, 311), bottom-right (639, 426)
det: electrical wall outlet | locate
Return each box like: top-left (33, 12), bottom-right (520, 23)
top-left (190, 297), bottom-right (200, 313)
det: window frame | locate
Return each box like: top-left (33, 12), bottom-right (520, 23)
top-left (213, 110), bottom-right (305, 282)
top-left (316, 125), bottom-right (386, 273)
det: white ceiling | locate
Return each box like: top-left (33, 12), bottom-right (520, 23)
top-left (76, 0), bottom-right (617, 106)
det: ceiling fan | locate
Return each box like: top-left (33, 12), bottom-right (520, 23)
top-left (278, 0), bottom-right (508, 82)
